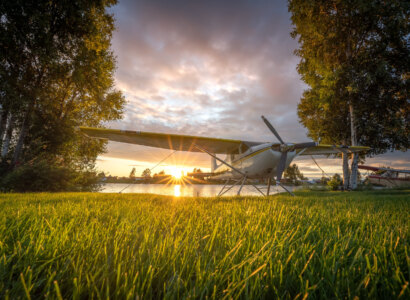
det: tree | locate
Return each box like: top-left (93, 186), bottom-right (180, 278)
top-left (289, 0), bottom-right (409, 189)
top-left (141, 168), bottom-right (151, 178)
top-left (0, 0), bottom-right (124, 191)
top-left (328, 173), bottom-right (342, 191)
top-left (284, 164), bottom-right (306, 185)
top-left (129, 168), bottom-right (136, 179)
top-left (320, 176), bottom-right (330, 185)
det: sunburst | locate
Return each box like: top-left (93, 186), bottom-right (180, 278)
top-left (170, 167), bottom-right (183, 180)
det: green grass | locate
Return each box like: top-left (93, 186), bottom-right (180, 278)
top-left (0, 190), bottom-right (409, 299)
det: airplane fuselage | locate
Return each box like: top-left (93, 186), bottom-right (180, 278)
top-left (212, 143), bottom-right (297, 180)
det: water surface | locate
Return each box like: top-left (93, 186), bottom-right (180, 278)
top-left (101, 183), bottom-right (298, 197)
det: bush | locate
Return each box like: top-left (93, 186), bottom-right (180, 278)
top-left (0, 160), bottom-right (101, 192)
top-left (327, 174), bottom-right (342, 191)
top-left (354, 178), bottom-right (375, 191)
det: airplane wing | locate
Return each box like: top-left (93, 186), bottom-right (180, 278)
top-left (298, 144), bottom-right (370, 155)
top-left (79, 127), bottom-right (262, 154)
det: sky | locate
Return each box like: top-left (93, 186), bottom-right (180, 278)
top-left (96, 0), bottom-right (409, 178)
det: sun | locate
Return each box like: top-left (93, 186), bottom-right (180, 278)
top-left (170, 167), bottom-right (183, 179)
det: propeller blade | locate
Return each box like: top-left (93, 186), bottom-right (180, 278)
top-left (261, 115), bottom-right (285, 144)
top-left (292, 142), bottom-right (317, 149)
top-left (276, 152), bottom-right (287, 182)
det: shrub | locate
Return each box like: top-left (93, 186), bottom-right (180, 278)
top-left (0, 159), bottom-right (101, 192)
top-left (327, 173), bottom-right (342, 191)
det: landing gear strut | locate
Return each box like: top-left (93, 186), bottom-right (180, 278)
top-left (194, 144), bottom-right (293, 197)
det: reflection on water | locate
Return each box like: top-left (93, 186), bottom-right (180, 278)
top-left (174, 185), bottom-right (181, 197)
top-left (101, 183), bottom-right (299, 197)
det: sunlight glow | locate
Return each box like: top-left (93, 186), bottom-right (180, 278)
top-left (174, 184), bottom-right (181, 197)
top-left (170, 167), bottom-right (183, 179)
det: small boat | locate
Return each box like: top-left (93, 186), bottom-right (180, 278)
top-left (358, 165), bottom-right (410, 187)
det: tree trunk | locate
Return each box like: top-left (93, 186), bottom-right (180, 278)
top-left (11, 67), bottom-right (44, 166)
top-left (350, 153), bottom-right (359, 189)
top-left (0, 107), bottom-right (8, 142)
top-left (349, 104), bottom-right (359, 189)
top-left (342, 151), bottom-right (350, 190)
top-left (12, 101), bottom-right (34, 166)
top-left (1, 114), bottom-right (14, 159)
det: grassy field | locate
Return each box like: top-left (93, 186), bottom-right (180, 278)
top-left (0, 190), bottom-right (409, 299)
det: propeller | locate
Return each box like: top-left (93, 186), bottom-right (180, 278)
top-left (261, 115), bottom-right (284, 144)
top-left (261, 115), bottom-right (316, 184)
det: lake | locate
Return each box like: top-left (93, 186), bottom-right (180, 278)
top-left (101, 183), bottom-right (301, 197)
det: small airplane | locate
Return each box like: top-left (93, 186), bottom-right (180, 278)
top-left (358, 165), bottom-right (410, 188)
top-left (80, 116), bottom-right (369, 196)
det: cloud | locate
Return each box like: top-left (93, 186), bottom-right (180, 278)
top-left (97, 0), bottom-right (408, 176)
top-left (108, 0), bottom-right (302, 137)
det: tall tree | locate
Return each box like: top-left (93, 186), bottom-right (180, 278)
top-left (141, 168), bottom-right (151, 178)
top-left (129, 168), bottom-right (136, 179)
top-left (0, 0), bottom-right (124, 190)
top-left (289, 0), bottom-right (409, 189)
top-left (284, 163), bottom-right (306, 185)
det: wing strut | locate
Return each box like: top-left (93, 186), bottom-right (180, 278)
top-left (310, 155), bottom-right (330, 178)
top-left (119, 150), bottom-right (178, 193)
top-left (193, 144), bottom-right (245, 176)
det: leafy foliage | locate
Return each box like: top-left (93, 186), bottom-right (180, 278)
top-left (141, 168), bottom-right (151, 178)
top-left (284, 163), bottom-right (306, 184)
top-left (0, 158), bottom-right (101, 192)
top-left (327, 173), bottom-right (343, 190)
top-left (129, 167), bottom-right (136, 179)
top-left (289, 0), bottom-right (409, 153)
top-left (0, 0), bottom-right (124, 191)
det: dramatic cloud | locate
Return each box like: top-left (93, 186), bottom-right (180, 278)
top-left (97, 0), bottom-right (409, 177)
top-left (110, 0), bottom-right (302, 137)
